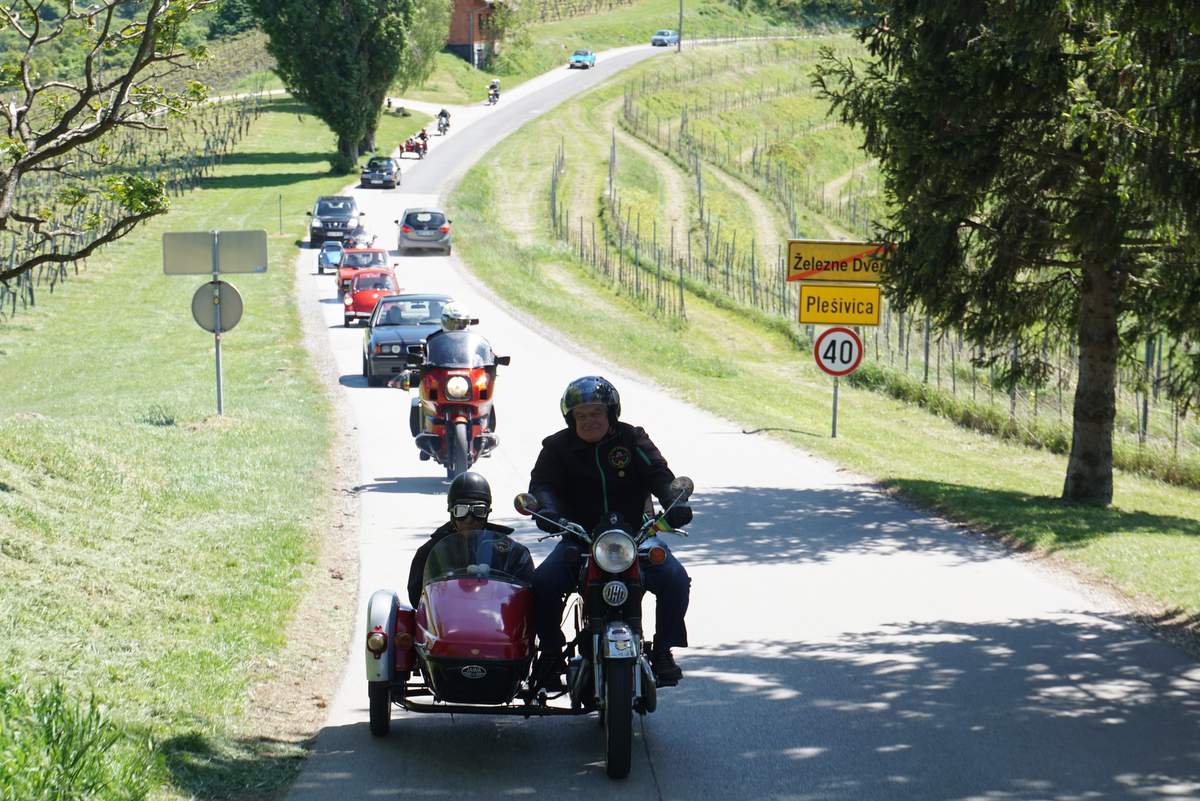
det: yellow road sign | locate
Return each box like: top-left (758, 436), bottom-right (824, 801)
top-left (799, 283), bottom-right (881, 326)
top-left (787, 239), bottom-right (890, 283)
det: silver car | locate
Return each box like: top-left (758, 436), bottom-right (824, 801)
top-left (395, 208), bottom-right (452, 255)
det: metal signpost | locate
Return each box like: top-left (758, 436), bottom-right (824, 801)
top-left (788, 238), bottom-right (889, 436)
top-left (163, 230), bottom-right (268, 414)
top-left (813, 327), bottom-right (863, 438)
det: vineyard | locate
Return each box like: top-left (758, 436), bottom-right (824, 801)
top-left (542, 38), bottom-right (1199, 487)
top-left (0, 32), bottom-right (276, 323)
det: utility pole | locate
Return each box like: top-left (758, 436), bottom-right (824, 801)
top-left (677, 0), bottom-right (683, 53)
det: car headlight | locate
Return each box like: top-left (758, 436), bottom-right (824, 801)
top-left (445, 375), bottom-right (470, 399)
top-left (593, 529), bottom-right (636, 573)
top-left (390, 344), bottom-right (402, 354)
top-left (311, 218), bottom-right (323, 227)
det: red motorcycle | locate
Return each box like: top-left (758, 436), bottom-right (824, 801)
top-left (393, 328), bottom-right (509, 479)
top-left (363, 477), bottom-right (693, 779)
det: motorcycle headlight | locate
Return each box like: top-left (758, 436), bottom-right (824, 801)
top-left (593, 529), bottom-right (636, 573)
top-left (445, 375), bottom-right (471, 399)
top-left (343, 294), bottom-right (353, 305)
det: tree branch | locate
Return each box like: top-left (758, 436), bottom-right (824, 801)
top-left (0, 209), bottom-right (159, 283)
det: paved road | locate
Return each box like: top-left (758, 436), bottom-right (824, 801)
top-left (285, 45), bottom-right (1200, 801)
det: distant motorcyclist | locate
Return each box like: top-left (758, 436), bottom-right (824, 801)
top-left (528, 376), bottom-right (692, 689)
top-left (407, 472), bottom-right (534, 608)
top-left (487, 79), bottom-right (500, 104)
top-left (437, 108), bottom-right (451, 133)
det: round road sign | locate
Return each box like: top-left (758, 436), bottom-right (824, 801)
top-left (191, 280), bottom-right (243, 333)
top-left (814, 326), bottom-right (863, 377)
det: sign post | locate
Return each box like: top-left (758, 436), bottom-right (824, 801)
top-left (813, 326), bottom-right (863, 438)
top-left (787, 239), bottom-right (889, 437)
top-left (163, 230), bottom-right (267, 414)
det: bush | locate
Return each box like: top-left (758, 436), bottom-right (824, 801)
top-left (0, 675), bottom-right (151, 801)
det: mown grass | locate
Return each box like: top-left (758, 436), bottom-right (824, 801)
top-left (0, 98), bottom-right (426, 801)
top-left (449, 46), bottom-right (1200, 628)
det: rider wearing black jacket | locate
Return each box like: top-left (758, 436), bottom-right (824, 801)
top-left (529, 376), bottom-right (692, 689)
top-left (407, 472), bottom-right (533, 608)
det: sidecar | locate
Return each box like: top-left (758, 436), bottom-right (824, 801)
top-left (364, 530), bottom-right (546, 736)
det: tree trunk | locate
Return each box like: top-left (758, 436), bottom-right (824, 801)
top-left (359, 128), bottom-right (376, 154)
top-left (1062, 259), bottom-right (1121, 505)
top-left (336, 135), bottom-right (359, 173)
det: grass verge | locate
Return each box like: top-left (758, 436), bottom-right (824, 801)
top-left (448, 49), bottom-right (1200, 633)
top-left (0, 97), bottom-right (426, 800)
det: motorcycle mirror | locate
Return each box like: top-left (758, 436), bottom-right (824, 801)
top-left (669, 476), bottom-right (694, 502)
top-left (514, 493), bottom-right (540, 515)
top-left (495, 355), bottom-right (511, 366)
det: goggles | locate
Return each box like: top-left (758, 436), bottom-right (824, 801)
top-left (450, 502), bottom-right (490, 519)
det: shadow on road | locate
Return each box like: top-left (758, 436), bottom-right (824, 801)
top-left (675, 481), bottom-right (1200, 569)
top-left (354, 475), bottom-right (446, 495)
top-left (164, 618), bottom-right (1200, 800)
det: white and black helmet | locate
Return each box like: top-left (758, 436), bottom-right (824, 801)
top-left (441, 303), bottom-right (473, 331)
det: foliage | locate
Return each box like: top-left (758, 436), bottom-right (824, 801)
top-left (0, 676), bottom-right (150, 801)
top-left (251, 0), bottom-right (416, 172)
top-left (814, 1), bottom-right (1200, 506)
top-left (0, 0), bottom-right (218, 284)
top-left (394, 0), bottom-right (450, 91)
top-left (207, 0), bottom-right (259, 38)
top-left (731, 0), bottom-right (856, 26)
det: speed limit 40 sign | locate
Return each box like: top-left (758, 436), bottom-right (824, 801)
top-left (814, 326), bottom-right (863, 377)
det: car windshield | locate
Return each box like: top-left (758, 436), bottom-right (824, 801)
top-left (404, 211), bottom-right (446, 229)
top-left (574, 49), bottom-right (590, 56)
top-left (375, 298), bottom-right (448, 326)
top-left (316, 200), bottom-right (354, 216)
top-left (318, 250), bottom-right (343, 266)
top-left (366, 159), bottom-right (392, 170)
top-left (353, 274), bottom-right (395, 292)
top-left (343, 250), bottom-right (386, 268)
top-left (656, 30), bottom-right (673, 35)
top-left (425, 330), bottom-right (494, 368)
top-left (422, 530), bottom-right (531, 589)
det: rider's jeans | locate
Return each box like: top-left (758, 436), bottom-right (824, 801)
top-left (533, 539), bottom-right (690, 656)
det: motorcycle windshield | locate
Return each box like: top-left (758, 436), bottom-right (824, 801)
top-left (422, 530), bottom-right (530, 589)
top-left (425, 331), bottom-right (495, 368)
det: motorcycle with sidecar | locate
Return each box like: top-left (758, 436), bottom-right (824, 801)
top-left (363, 477), bottom-right (694, 779)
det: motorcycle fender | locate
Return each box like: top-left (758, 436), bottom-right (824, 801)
top-left (366, 589), bottom-right (403, 683)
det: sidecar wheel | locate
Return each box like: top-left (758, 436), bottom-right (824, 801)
top-left (368, 682), bottom-right (391, 737)
top-left (604, 664), bottom-right (633, 779)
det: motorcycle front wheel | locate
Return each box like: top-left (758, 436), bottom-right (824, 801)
top-left (604, 663), bottom-right (633, 779)
top-left (446, 421), bottom-right (470, 479)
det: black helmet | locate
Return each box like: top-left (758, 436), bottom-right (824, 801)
top-left (560, 376), bottom-right (621, 428)
top-left (448, 471), bottom-right (491, 508)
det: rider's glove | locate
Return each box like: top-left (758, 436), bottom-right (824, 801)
top-left (664, 505), bottom-right (692, 529)
top-left (561, 521), bottom-right (588, 540)
top-left (536, 513), bottom-right (571, 535)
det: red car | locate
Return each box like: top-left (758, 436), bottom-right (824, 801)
top-left (343, 268), bottom-right (400, 326)
top-left (339, 248), bottom-right (390, 296)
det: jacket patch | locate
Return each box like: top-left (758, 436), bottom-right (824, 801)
top-left (609, 446), bottom-right (632, 469)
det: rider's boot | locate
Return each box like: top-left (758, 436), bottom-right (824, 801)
top-left (651, 647), bottom-right (682, 687)
top-left (532, 648), bottom-right (566, 691)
